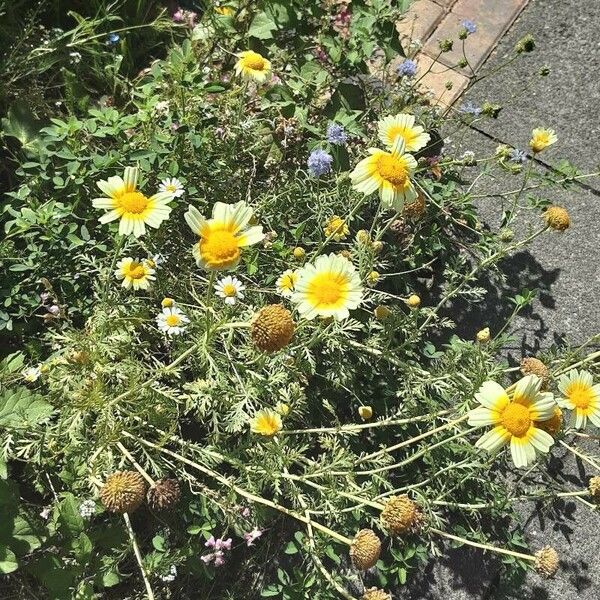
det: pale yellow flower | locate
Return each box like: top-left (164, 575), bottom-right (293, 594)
top-left (350, 138), bottom-right (418, 211)
top-left (292, 253), bottom-right (363, 320)
top-left (276, 269), bottom-right (299, 297)
top-left (234, 50), bottom-right (271, 82)
top-left (184, 201), bottom-right (264, 271)
top-left (93, 167), bottom-right (173, 238)
top-left (324, 216), bottom-right (349, 241)
top-left (115, 258), bottom-right (155, 290)
top-left (378, 113), bottom-right (430, 153)
top-left (557, 370), bottom-right (600, 429)
top-left (529, 128), bottom-right (557, 153)
top-left (468, 375), bottom-right (556, 468)
top-left (250, 408), bottom-right (282, 436)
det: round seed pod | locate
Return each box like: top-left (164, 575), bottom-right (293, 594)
top-left (588, 476), bottom-right (600, 501)
top-left (544, 206), bottom-right (570, 231)
top-left (380, 495), bottom-right (422, 536)
top-left (147, 478), bottom-right (181, 511)
top-left (404, 193), bottom-right (425, 220)
top-left (534, 546), bottom-right (559, 578)
top-left (520, 357), bottom-right (550, 386)
top-left (536, 407), bottom-right (563, 437)
top-left (362, 588), bottom-right (391, 600)
top-left (251, 304), bottom-right (295, 353)
top-left (350, 529), bottom-right (381, 570)
top-left (100, 471), bottom-right (146, 514)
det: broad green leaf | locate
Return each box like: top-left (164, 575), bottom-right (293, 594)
top-left (0, 547), bottom-right (18, 574)
top-left (58, 493), bottom-right (84, 538)
top-left (0, 387), bottom-right (53, 427)
top-left (248, 12), bottom-right (277, 39)
top-left (1, 102), bottom-right (44, 153)
top-left (11, 514), bottom-right (44, 555)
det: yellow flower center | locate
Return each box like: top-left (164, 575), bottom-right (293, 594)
top-left (244, 53), bottom-right (266, 71)
top-left (306, 271), bottom-right (348, 307)
top-left (566, 383), bottom-right (594, 409)
top-left (125, 263), bottom-right (146, 280)
top-left (166, 185), bottom-right (177, 192)
top-left (500, 402), bottom-right (531, 437)
top-left (200, 229), bottom-right (240, 267)
top-left (280, 274), bottom-right (296, 290)
top-left (165, 314), bottom-right (181, 327)
top-left (387, 125), bottom-right (418, 147)
top-left (221, 283), bottom-right (237, 297)
top-left (376, 154), bottom-right (408, 187)
top-left (117, 191), bottom-right (149, 214)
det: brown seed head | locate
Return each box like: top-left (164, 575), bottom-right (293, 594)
top-left (534, 546), bottom-right (559, 578)
top-left (147, 478), bottom-right (181, 511)
top-left (350, 529), bottom-right (381, 570)
top-left (362, 588), bottom-right (391, 600)
top-left (100, 471), bottom-right (146, 514)
top-left (380, 495), bottom-right (422, 536)
top-left (251, 304), bottom-right (295, 353)
top-left (544, 206), bottom-right (570, 231)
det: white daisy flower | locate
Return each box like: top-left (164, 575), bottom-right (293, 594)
top-left (557, 369), bottom-right (600, 429)
top-left (22, 366), bottom-right (42, 382)
top-left (467, 375), bottom-right (556, 468)
top-left (159, 178), bottom-right (185, 198)
top-left (215, 276), bottom-right (245, 305)
top-left (156, 307), bottom-right (190, 335)
top-left (115, 258), bottom-right (155, 290)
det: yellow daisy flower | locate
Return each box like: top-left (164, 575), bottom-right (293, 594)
top-left (93, 167), bottom-right (173, 238)
top-left (292, 253), bottom-right (363, 320)
top-left (350, 138), bottom-right (418, 211)
top-left (234, 50), bottom-right (271, 83)
top-left (529, 128), bottom-right (557, 153)
top-left (378, 113), bottom-right (430, 153)
top-left (323, 215), bottom-right (349, 241)
top-left (467, 375), bottom-right (556, 468)
top-left (250, 408), bottom-right (282, 436)
top-left (557, 370), bottom-right (600, 429)
top-left (184, 201), bottom-right (264, 270)
top-left (215, 6), bottom-right (234, 16)
top-left (115, 257), bottom-right (155, 290)
top-left (276, 269), bottom-right (299, 297)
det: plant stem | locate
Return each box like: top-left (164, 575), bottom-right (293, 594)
top-left (116, 441), bottom-right (155, 486)
top-left (126, 432), bottom-right (353, 546)
top-left (429, 527), bottom-right (535, 562)
top-left (123, 512), bottom-right (155, 600)
top-left (559, 440), bottom-right (600, 471)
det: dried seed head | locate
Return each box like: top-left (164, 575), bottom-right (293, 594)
top-left (380, 495), bottom-right (422, 536)
top-left (544, 206), bottom-right (570, 231)
top-left (520, 357), bottom-right (549, 382)
top-left (147, 478), bottom-right (181, 511)
top-left (350, 529), bottom-right (381, 570)
top-left (534, 546), bottom-right (559, 578)
top-left (100, 471), bottom-right (146, 514)
top-left (588, 476), bottom-right (600, 501)
top-left (362, 588), bottom-right (391, 600)
top-left (251, 304), bottom-right (295, 353)
top-left (536, 407), bottom-right (563, 437)
top-left (404, 193), bottom-right (425, 219)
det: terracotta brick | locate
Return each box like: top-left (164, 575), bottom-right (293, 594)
top-left (422, 0), bottom-right (528, 74)
top-left (414, 54), bottom-right (469, 111)
top-left (396, 0), bottom-right (445, 48)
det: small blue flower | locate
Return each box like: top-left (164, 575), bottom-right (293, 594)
top-left (461, 20), bottom-right (477, 35)
top-left (307, 149), bottom-right (333, 177)
top-left (508, 148), bottom-right (528, 164)
top-left (106, 33), bottom-right (120, 46)
top-left (326, 123), bottom-right (347, 146)
top-left (458, 100), bottom-right (482, 116)
top-left (396, 59), bottom-right (417, 78)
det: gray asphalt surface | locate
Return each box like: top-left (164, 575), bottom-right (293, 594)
top-left (400, 0), bottom-right (600, 598)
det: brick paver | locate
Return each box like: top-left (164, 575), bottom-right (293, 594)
top-left (423, 0), bottom-right (529, 74)
top-left (396, 0), bottom-right (445, 47)
top-left (396, 0), bottom-right (530, 110)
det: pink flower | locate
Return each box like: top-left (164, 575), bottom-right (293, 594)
top-left (173, 9), bottom-right (185, 23)
top-left (213, 551), bottom-right (225, 567)
top-left (200, 553), bottom-right (213, 564)
top-left (215, 537), bottom-right (232, 551)
top-left (244, 528), bottom-right (263, 547)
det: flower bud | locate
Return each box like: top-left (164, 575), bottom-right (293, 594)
top-left (358, 405), bottom-right (373, 420)
top-left (476, 327), bottom-right (490, 343)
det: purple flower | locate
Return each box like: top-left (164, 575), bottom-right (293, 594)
top-left (458, 100), bottom-right (482, 116)
top-left (173, 9), bottom-right (185, 23)
top-left (396, 59), bottom-right (417, 78)
top-left (200, 554), bottom-right (213, 564)
top-left (307, 149), bottom-right (333, 177)
top-left (205, 536), bottom-right (216, 549)
top-left (106, 33), bottom-right (120, 46)
top-left (215, 537), bottom-right (232, 551)
top-left (461, 20), bottom-right (477, 35)
top-left (326, 123), bottom-right (347, 146)
top-left (48, 305), bottom-right (60, 315)
top-left (240, 506), bottom-right (251, 518)
top-left (509, 148), bottom-right (528, 163)
top-left (244, 528), bottom-right (263, 547)
top-left (213, 551), bottom-right (225, 567)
